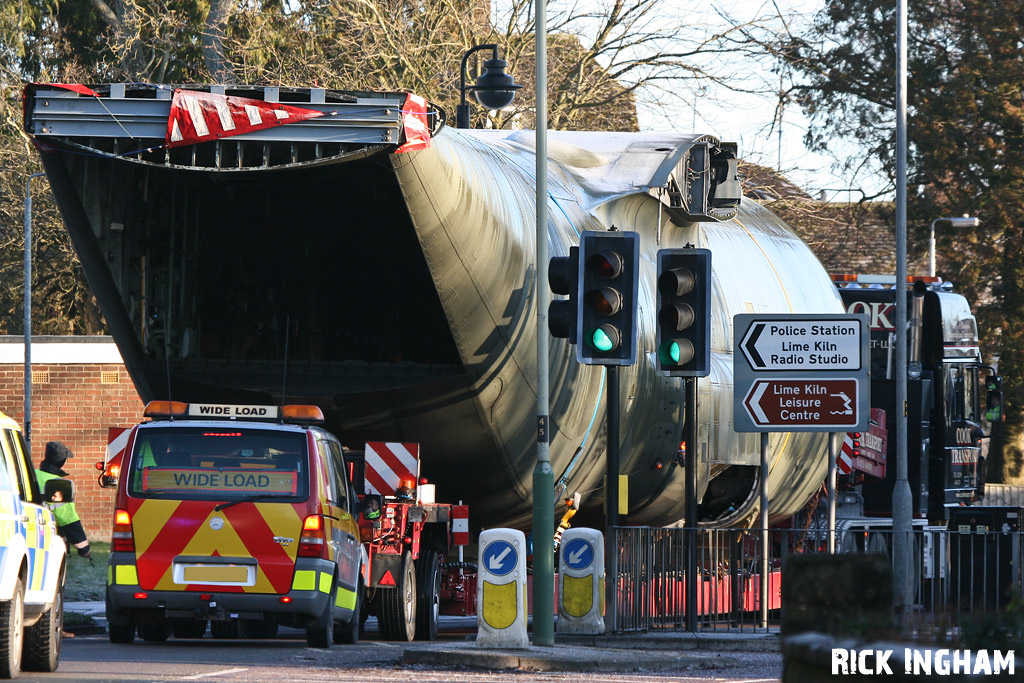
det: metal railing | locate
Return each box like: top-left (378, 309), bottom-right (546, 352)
top-left (608, 525), bottom-right (1023, 633)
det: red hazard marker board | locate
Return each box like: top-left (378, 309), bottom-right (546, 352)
top-left (742, 378), bottom-right (860, 430)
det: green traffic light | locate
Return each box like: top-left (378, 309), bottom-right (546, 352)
top-left (659, 338), bottom-right (694, 366)
top-left (592, 328), bottom-right (614, 352)
top-left (588, 324), bottom-right (620, 352)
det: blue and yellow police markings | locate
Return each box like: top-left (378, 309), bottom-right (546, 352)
top-left (25, 506), bottom-right (55, 592)
top-left (0, 491), bottom-right (15, 581)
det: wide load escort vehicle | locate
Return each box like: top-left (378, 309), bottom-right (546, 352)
top-left (103, 401), bottom-right (470, 645)
top-left (105, 401), bottom-right (364, 647)
top-left (0, 412), bottom-right (73, 678)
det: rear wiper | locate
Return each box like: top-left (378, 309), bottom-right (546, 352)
top-left (214, 495), bottom-right (285, 511)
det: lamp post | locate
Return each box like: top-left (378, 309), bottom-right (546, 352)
top-left (456, 44), bottom-right (521, 129)
top-left (929, 215), bottom-right (980, 277)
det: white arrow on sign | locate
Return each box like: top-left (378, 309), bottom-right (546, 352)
top-left (488, 546), bottom-right (512, 570)
top-left (739, 319), bottom-right (861, 371)
top-left (568, 545), bottom-right (588, 565)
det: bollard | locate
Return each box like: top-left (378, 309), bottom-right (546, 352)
top-left (557, 527), bottom-right (605, 633)
top-left (476, 528), bottom-right (529, 648)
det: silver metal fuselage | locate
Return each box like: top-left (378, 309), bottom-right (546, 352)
top-left (26, 84), bottom-right (843, 528)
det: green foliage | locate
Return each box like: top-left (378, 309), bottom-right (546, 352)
top-left (779, 0), bottom-right (1024, 482)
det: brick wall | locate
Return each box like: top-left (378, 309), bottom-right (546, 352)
top-left (0, 338), bottom-right (144, 543)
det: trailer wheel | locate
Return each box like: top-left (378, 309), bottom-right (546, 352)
top-left (378, 551), bottom-right (416, 641)
top-left (138, 622), bottom-right (171, 642)
top-left (108, 623), bottom-right (135, 644)
top-left (171, 619), bottom-right (208, 639)
top-left (415, 550), bottom-right (441, 640)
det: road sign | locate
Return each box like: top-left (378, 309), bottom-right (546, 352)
top-left (734, 313), bottom-right (869, 433)
top-left (739, 318), bottom-right (862, 371)
top-left (742, 378), bottom-right (860, 430)
top-left (482, 539), bottom-right (518, 576)
top-left (561, 538), bottom-right (594, 571)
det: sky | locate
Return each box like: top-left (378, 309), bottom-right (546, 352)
top-left (630, 0), bottom-right (882, 202)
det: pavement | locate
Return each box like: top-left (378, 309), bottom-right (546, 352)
top-left (63, 601), bottom-right (778, 673)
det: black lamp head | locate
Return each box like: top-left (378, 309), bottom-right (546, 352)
top-left (471, 57), bottom-right (522, 111)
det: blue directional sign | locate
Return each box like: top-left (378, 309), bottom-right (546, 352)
top-left (483, 540), bottom-right (517, 577)
top-left (562, 538), bottom-right (594, 570)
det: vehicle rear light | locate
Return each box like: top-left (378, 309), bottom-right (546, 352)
top-left (133, 592), bottom-right (148, 600)
top-left (298, 514), bottom-right (327, 558)
top-left (112, 508), bottom-right (135, 552)
top-left (279, 596), bottom-right (292, 604)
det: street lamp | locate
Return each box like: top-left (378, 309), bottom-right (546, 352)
top-left (456, 44), bottom-right (521, 129)
top-left (929, 215), bottom-right (980, 277)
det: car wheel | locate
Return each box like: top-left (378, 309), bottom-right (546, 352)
top-left (0, 577), bottom-right (24, 678)
top-left (415, 550), bottom-right (441, 641)
top-left (22, 578), bottom-right (62, 671)
top-left (108, 622), bottom-right (135, 644)
top-left (378, 551), bottom-right (416, 641)
top-left (334, 578), bottom-right (362, 645)
top-left (306, 579), bottom-right (335, 648)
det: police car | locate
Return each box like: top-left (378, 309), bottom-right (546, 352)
top-left (104, 402), bottom-right (365, 647)
top-left (0, 412), bottom-right (71, 678)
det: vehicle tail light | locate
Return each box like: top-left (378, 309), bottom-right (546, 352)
top-left (298, 514), bottom-right (327, 558)
top-left (112, 508), bottom-right (134, 552)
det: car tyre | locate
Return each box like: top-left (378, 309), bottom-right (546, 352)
top-left (334, 578), bottom-right (362, 644)
top-left (306, 580), bottom-right (335, 648)
top-left (0, 577), bottom-right (24, 678)
top-left (22, 576), bottom-right (62, 672)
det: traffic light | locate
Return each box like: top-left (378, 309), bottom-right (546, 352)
top-left (548, 246), bottom-right (579, 344)
top-left (577, 230), bottom-right (640, 365)
top-left (656, 248), bottom-right (711, 376)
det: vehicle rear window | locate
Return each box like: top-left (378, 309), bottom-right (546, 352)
top-left (127, 426), bottom-right (309, 501)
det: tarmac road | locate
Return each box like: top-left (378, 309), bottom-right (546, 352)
top-left (50, 606), bottom-right (781, 682)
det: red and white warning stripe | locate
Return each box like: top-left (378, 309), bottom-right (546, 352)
top-left (166, 89), bottom-right (325, 148)
top-left (838, 434), bottom-right (856, 474)
top-left (451, 505), bottom-right (469, 546)
top-left (106, 426), bottom-right (131, 470)
top-left (364, 442), bottom-right (420, 497)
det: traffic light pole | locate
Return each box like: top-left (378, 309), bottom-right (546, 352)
top-left (605, 365), bottom-right (619, 631)
top-left (532, 0), bottom-right (554, 647)
top-left (684, 376), bottom-right (697, 632)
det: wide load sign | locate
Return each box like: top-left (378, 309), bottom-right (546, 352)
top-left (734, 314), bottom-right (869, 433)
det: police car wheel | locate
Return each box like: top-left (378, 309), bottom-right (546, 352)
top-left (0, 577), bottom-right (24, 678)
top-left (414, 550), bottom-right (441, 641)
top-left (22, 580), bottom-right (62, 672)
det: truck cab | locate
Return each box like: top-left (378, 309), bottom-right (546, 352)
top-left (836, 275), bottom-right (998, 520)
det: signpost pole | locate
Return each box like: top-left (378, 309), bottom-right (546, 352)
top-left (684, 376), bottom-right (697, 633)
top-left (760, 431), bottom-right (769, 630)
top-left (828, 432), bottom-right (837, 554)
